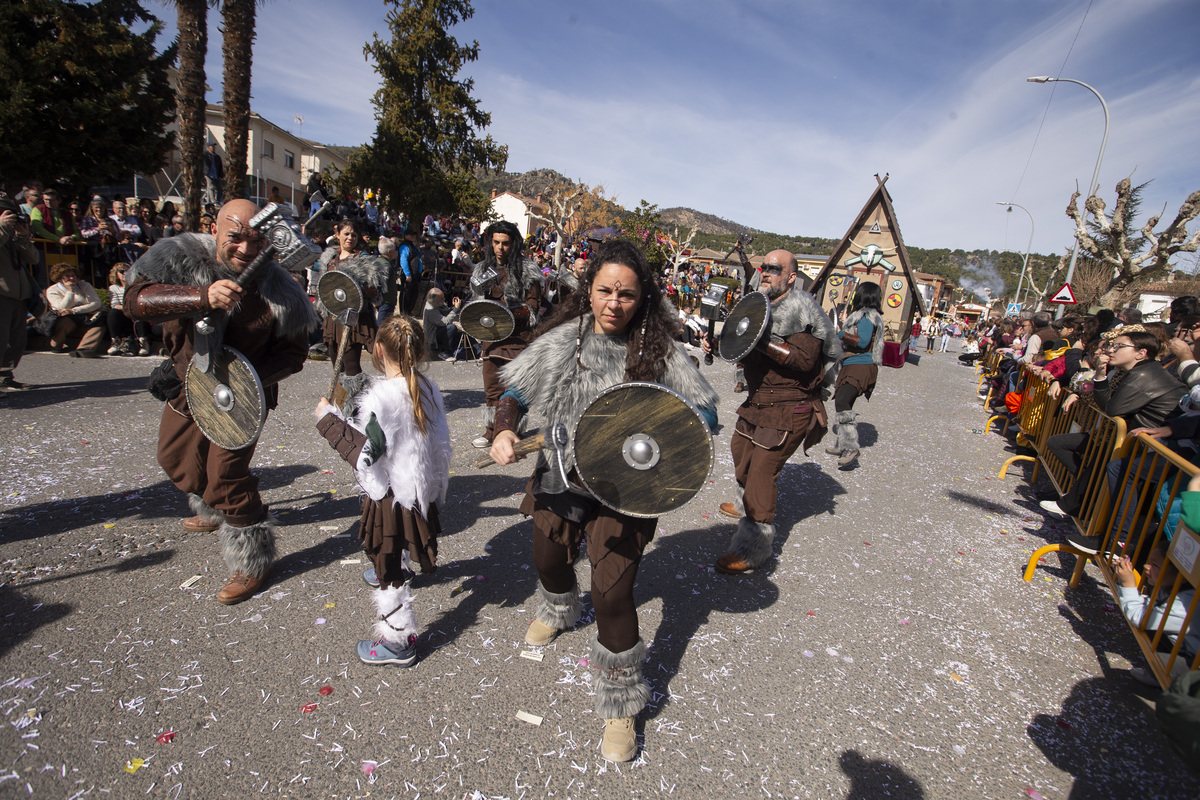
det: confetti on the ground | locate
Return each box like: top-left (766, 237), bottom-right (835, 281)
top-left (156, 731), bottom-right (176, 743)
top-left (124, 758), bottom-right (144, 774)
top-left (301, 703), bottom-right (318, 714)
top-left (519, 651), bottom-right (544, 662)
top-left (319, 686), bottom-right (333, 696)
top-left (315, 618), bottom-right (327, 625)
top-left (179, 575), bottom-right (202, 589)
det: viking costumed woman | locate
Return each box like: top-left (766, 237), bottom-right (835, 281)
top-left (488, 239), bottom-right (718, 763)
top-left (317, 220), bottom-right (389, 378)
top-left (827, 282), bottom-right (885, 469)
top-left (315, 316), bottom-right (451, 667)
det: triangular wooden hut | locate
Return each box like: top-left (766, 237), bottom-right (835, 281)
top-left (809, 175), bottom-right (925, 367)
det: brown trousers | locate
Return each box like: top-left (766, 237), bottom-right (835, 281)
top-left (731, 416), bottom-right (808, 524)
top-left (157, 395), bottom-right (265, 526)
top-left (520, 488), bottom-right (657, 653)
top-left (51, 314), bottom-right (105, 353)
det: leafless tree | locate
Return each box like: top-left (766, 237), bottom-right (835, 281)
top-left (1067, 177), bottom-right (1200, 308)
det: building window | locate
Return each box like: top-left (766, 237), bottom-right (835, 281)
top-left (284, 150), bottom-right (295, 169)
top-left (262, 140), bottom-right (274, 160)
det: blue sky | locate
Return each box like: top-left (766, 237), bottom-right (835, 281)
top-left (146, 0), bottom-right (1200, 261)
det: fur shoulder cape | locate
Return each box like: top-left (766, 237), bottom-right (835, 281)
top-left (326, 375), bottom-right (451, 515)
top-left (128, 232), bottom-right (316, 341)
top-left (842, 307), bottom-right (886, 366)
top-left (769, 288), bottom-right (843, 386)
top-left (501, 315), bottom-right (718, 487)
top-left (314, 251), bottom-right (390, 316)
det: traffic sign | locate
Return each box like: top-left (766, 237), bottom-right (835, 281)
top-left (1006, 303), bottom-right (1021, 316)
top-left (1049, 283), bottom-right (1077, 304)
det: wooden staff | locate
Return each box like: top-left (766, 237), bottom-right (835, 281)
top-left (476, 432), bottom-right (545, 468)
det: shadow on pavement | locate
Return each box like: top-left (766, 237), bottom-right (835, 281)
top-left (2, 375), bottom-right (150, 407)
top-left (0, 585), bottom-right (74, 660)
top-left (839, 750), bottom-right (925, 799)
top-left (1, 466), bottom-right (321, 545)
top-left (638, 524), bottom-right (779, 720)
top-left (440, 387), bottom-right (486, 412)
top-left (418, 519), bottom-right (537, 655)
top-left (858, 422), bottom-right (878, 449)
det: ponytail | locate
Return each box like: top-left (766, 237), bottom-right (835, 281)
top-left (372, 315), bottom-right (432, 435)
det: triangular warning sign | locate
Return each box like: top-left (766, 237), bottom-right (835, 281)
top-left (1049, 282), bottom-right (1076, 304)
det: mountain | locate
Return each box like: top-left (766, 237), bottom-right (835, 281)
top-left (658, 207), bottom-right (753, 236)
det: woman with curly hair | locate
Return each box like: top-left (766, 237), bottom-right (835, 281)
top-left (487, 239), bottom-right (718, 763)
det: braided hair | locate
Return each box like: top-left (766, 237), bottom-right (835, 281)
top-left (371, 315), bottom-right (433, 435)
top-left (536, 239), bottom-right (681, 381)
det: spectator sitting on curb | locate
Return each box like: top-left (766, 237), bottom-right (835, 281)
top-left (45, 263), bottom-right (106, 358)
top-left (422, 287), bottom-right (461, 360)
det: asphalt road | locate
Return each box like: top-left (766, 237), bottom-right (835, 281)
top-left (0, 341), bottom-right (1193, 799)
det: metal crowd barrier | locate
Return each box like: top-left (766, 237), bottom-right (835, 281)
top-left (1093, 434), bottom-right (1200, 687)
top-left (998, 366), bottom-right (1061, 482)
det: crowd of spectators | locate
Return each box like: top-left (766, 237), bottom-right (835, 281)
top-left (975, 297), bottom-right (1200, 686)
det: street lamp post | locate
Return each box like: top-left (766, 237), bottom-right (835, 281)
top-left (996, 202), bottom-right (1034, 315)
top-left (1027, 76), bottom-right (1110, 318)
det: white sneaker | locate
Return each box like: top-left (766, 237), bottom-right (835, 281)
top-left (1039, 499), bottom-right (1066, 518)
top-left (472, 436), bottom-right (489, 449)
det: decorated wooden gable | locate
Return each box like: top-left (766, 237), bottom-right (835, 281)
top-left (809, 175), bottom-right (925, 367)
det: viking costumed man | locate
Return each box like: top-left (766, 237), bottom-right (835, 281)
top-left (826, 282), bottom-right (885, 469)
top-left (702, 249), bottom-right (841, 574)
top-left (469, 220), bottom-right (543, 448)
top-left (125, 199), bottom-right (317, 604)
top-left (488, 239), bottom-right (718, 762)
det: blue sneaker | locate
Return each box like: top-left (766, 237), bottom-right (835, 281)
top-left (357, 637), bottom-right (417, 667)
top-left (362, 567), bottom-right (379, 588)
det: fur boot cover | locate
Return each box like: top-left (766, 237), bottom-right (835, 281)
top-left (127, 233), bottom-right (316, 340)
top-left (729, 516), bottom-right (775, 568)
top-left (317, 376), bottom-right (451, 517)
top-left (841, 308), bottom-right (886, 366)
top-left (188, 493), bottom-right (219, 522)
top-left (591, 637), bottom-right (650, 719)
top-left (500, 315), bottom-right (718, 494)
top-left (218, 515), bottom-right (277, 578)
top-left (372, 581), bottom-right (417, 645)
top-left (314, 252), bottom-right (390, 317)
top-left (835, 410), bottom-right (859, 453)
top-left (535, 582), bottom-right (581, 629)
top-left (768, 286), bottom-right (843, 388)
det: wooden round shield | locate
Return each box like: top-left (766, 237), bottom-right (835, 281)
top-left (573, 382), bottom-right (713, 518)
top-left (317, 270), bottom-right (364, 317)
top-left (186, 346), bottom-right (267, 451)
top-left (460, 299), bottom-right (516, 342)
top-left (718, 291), bottom-right (770, 363)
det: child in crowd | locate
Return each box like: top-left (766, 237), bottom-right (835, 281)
top-left (315, 316), bottom-right (451, 667)
top-left (1114, 540), bottom-right (1198, 684)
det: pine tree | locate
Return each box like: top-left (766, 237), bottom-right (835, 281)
top-left (343, 0), bottom-right (507, 219)
top-left (0, 0), bottom-right (176, 196)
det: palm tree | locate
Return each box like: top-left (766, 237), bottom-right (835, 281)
top-left (221, 0), bottom-right (258, 203)
top-left (174, 0), bottom-right (209, 230)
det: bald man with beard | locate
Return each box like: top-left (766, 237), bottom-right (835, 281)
top-left (702, 250), bottom-right (842, 574)
top-left (125, 199), bottom-right (316, 604)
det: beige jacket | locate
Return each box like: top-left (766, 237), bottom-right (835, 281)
top-left (46, 280), bottom-right (102, 314)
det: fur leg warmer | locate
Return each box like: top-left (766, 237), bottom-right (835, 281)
top-left (188, 493), bottom-right (220, 522)
top-left (835, 410), bottom-right (859, 454)
top-left (729, 516), bottom-right (775, 568)
top-left (591, 636), bottom-right (649, 719)
top-left (218, 515), bottom-right (277, 579)
top-left (372, 583), bottom-right (417, 645)
top-left (535, 582), bottom-right (581, 629)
